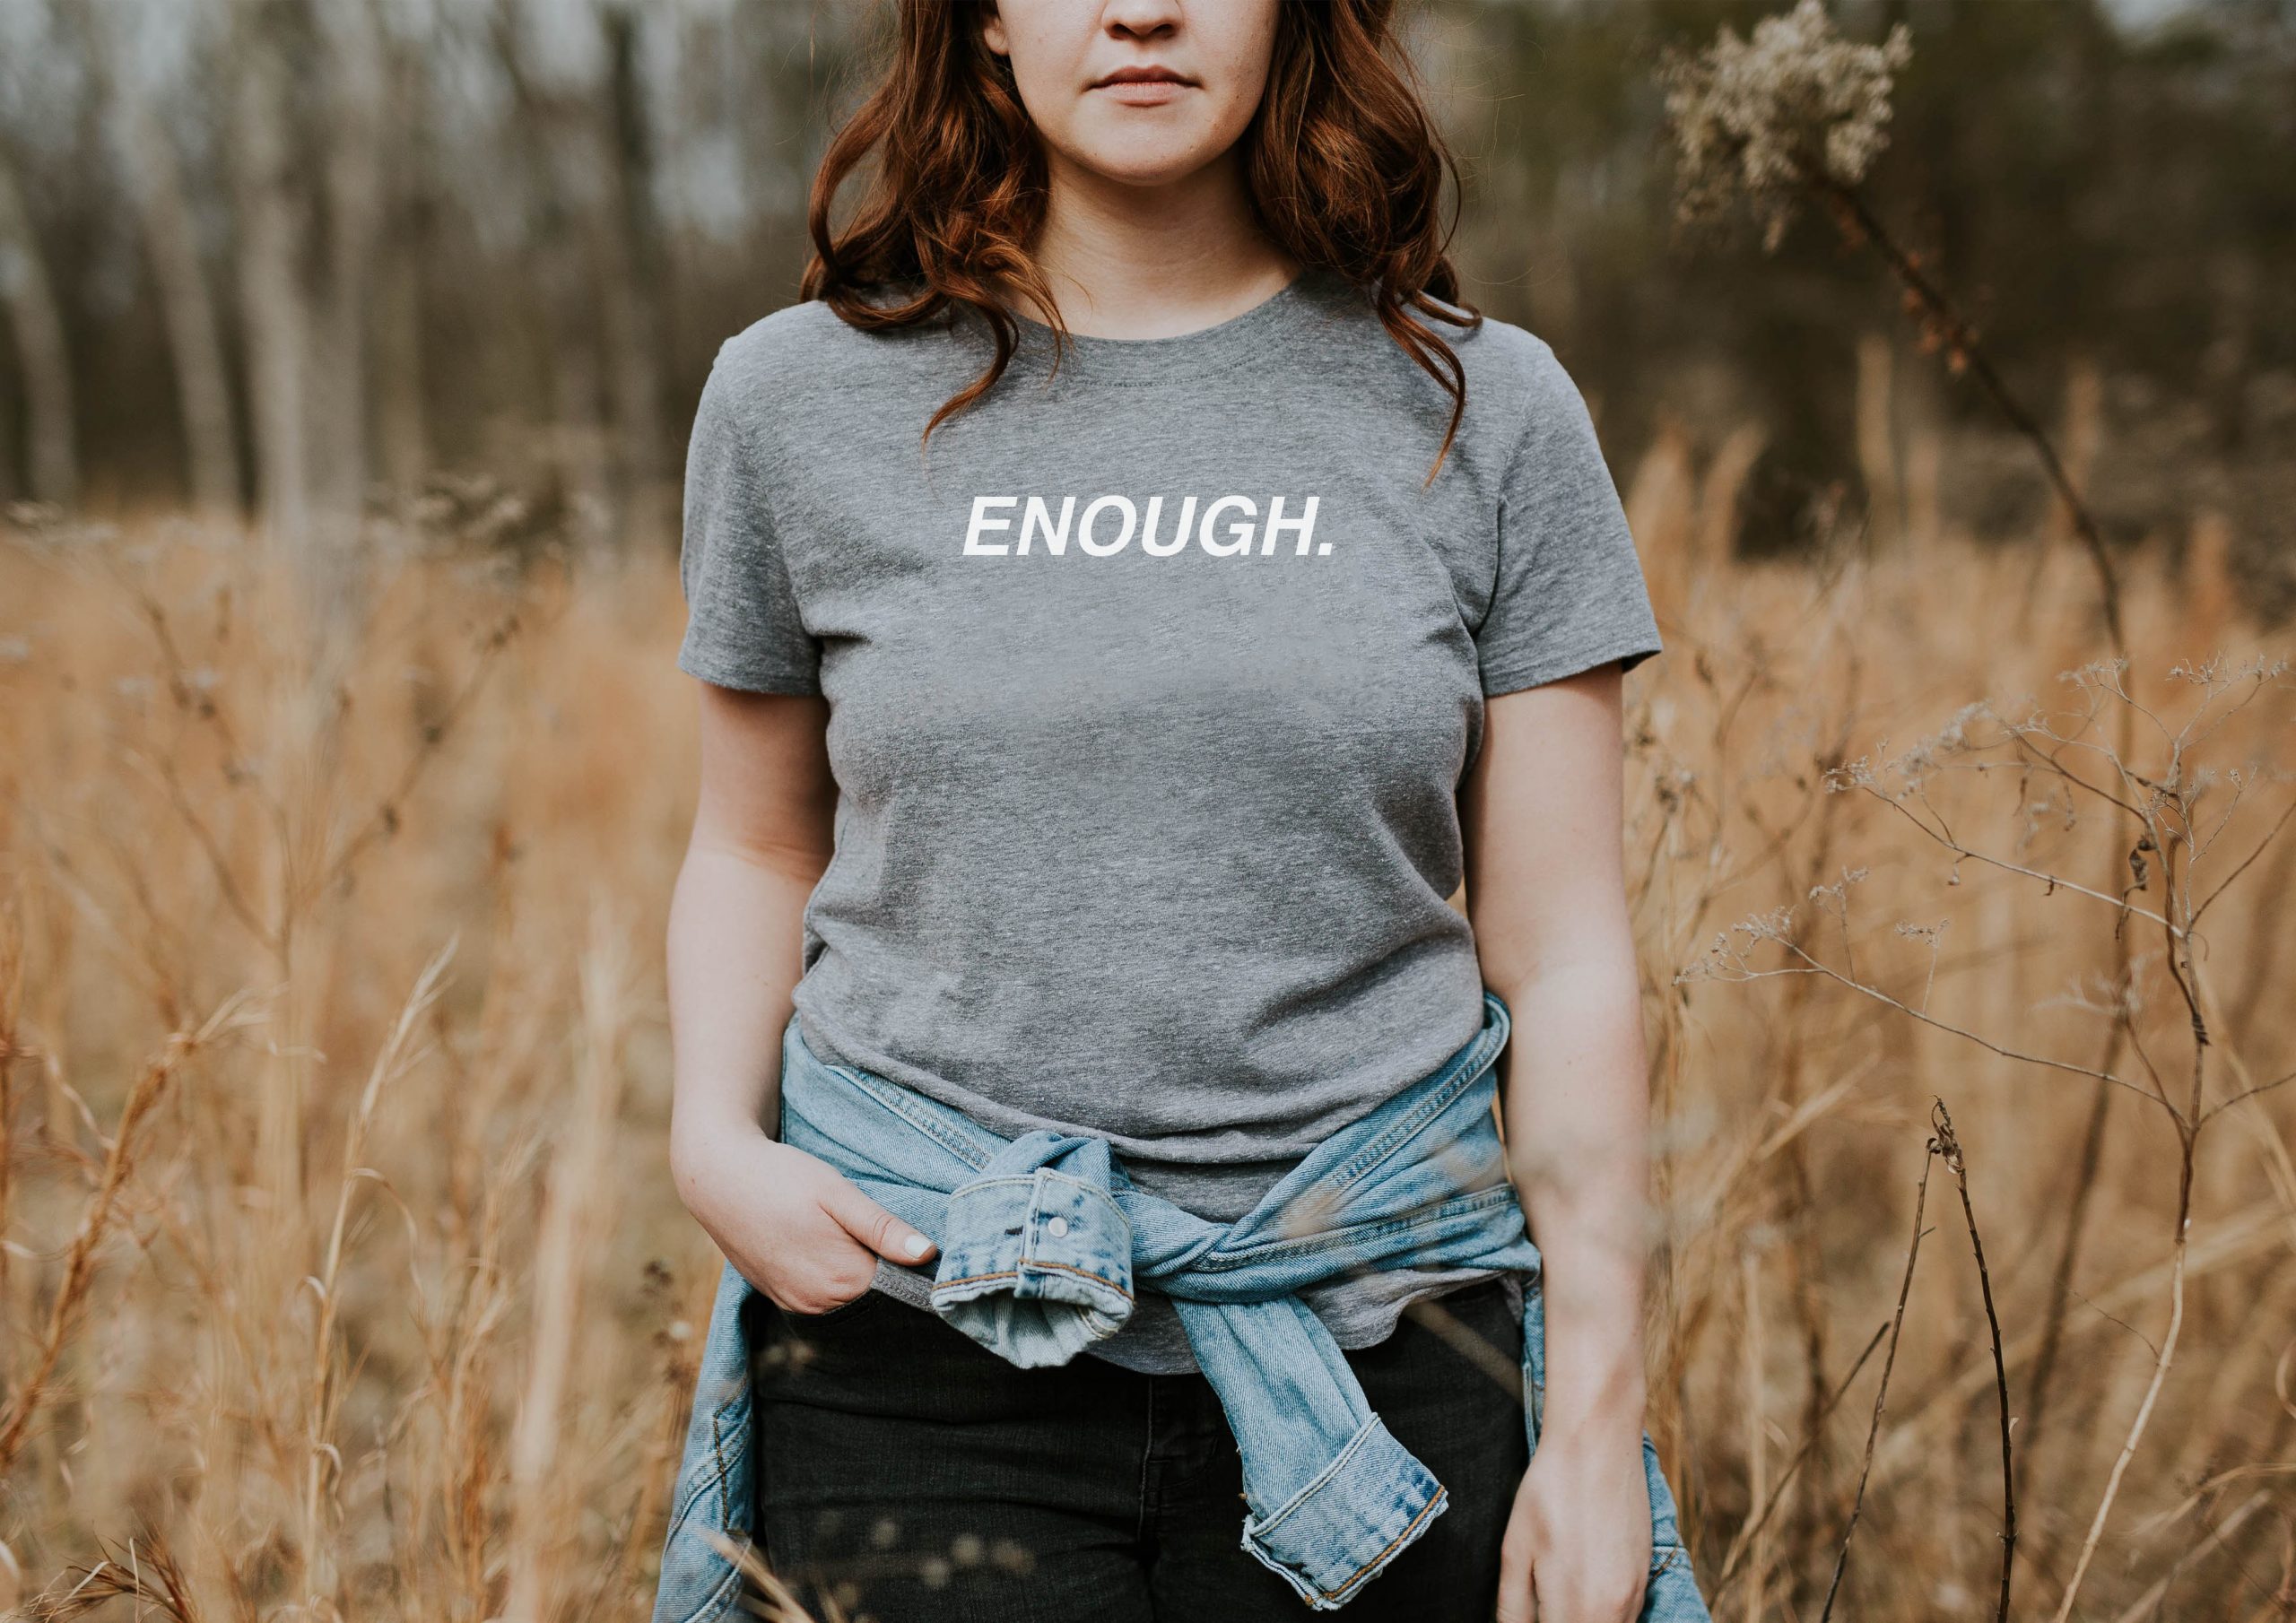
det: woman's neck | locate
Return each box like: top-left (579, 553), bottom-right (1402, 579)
top-left (1018, 146), bottom-right (1301, 340)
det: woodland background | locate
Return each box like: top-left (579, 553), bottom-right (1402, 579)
top-left (2, 2), bottom-right (2293, 1620)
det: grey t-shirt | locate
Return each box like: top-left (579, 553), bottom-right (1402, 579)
top-left (677, 265), bottom-right (1663, 1373)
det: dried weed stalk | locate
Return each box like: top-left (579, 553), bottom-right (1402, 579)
top-left (1683, 651), bottom-right (2294, 1619)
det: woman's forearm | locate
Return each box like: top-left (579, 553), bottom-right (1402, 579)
top-left (1492, 959), bottom-right (1653, 1446)
top-left (665, 838), bottom-right (822, 1180)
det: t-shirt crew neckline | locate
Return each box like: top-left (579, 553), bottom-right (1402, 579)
top-left (1005, 265), bottom-right (1348, 386)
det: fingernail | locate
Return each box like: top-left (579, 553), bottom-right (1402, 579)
top-left (904, 1232), bottom-right (931, 1258)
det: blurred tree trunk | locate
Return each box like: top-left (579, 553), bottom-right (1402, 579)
top-left (230, 0), bottom-right (314, 550)
top-left (310, 0), bottom-right (386, 540)
top-left (0, 140), bottom-right (77, 508)
top-left (1855, 333), bottom-right (1903, 553)
top-left (0, 361), bottom-right (13, 503)
top-left (230, 0), bottom-right (387, 629)
top-left (372, 24), bottom-right (432, 496)
top-left (78, 0), bottom-right (243, 517)
top-left (493, 0), bottom-right (667, 543)
top-left (491, 0), bottom-right (609, 530)
top-left (597, 1), bottom-right (669, 534)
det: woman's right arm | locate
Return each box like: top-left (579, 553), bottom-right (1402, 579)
top-left (666, 681), bottom-right (938, 1313)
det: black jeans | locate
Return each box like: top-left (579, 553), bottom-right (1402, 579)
top-left (747, 1275), bottom-right (1530, 1622)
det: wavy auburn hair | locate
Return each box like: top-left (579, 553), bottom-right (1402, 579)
top-left (799, 0), bottom-right (1485, 487)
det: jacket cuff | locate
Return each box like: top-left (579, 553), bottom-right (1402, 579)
top-left (1237, 1413), bottom-right (1448, 1610)
top-left (927, 1167), bottom-right (1135, 1366)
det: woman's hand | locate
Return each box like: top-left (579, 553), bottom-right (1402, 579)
top-left (671, 1121), bottom-right (939, 1315)
top-left (1497, 1428), bottom-right (1653, 1623)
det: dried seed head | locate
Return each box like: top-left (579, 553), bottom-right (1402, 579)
top-left (1659, 0), bottom-right (1915, 250)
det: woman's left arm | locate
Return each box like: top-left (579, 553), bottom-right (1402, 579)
top-left (1461, 662), bottom-right (1655, 1623)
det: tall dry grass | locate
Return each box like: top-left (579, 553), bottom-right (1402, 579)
top-left (0, 416), bottom-right (2289, 1620)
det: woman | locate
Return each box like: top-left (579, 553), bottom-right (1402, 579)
top-left (657, 4), bottom-right (1707, 1622)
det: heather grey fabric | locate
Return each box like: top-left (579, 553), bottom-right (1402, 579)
top-left (676, 265), bottom-right (1663, 1373)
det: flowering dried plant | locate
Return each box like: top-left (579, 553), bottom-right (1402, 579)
top-left (1660, 0), bottom-right (1914, 253)
top-left (1660, 0), bottom-right (2125, 657)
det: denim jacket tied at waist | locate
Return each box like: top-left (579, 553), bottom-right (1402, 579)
top-left (651, 989), bottom-right (1711, 1623)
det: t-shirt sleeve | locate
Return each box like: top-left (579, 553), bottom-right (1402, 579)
top-left (1474, 343), bottom-right (1664, 698)
top-left (674, 343), bottom-right (823, 696)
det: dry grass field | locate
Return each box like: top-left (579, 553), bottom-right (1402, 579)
top-left (1, 419), bottom-right (2290, 1620)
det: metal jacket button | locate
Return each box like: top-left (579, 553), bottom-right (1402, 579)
top-left (1046, 1216), bottom-right (1069, 1237)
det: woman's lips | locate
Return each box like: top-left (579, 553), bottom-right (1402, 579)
top-left (1094, 78), bottom-right (1192, 107)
